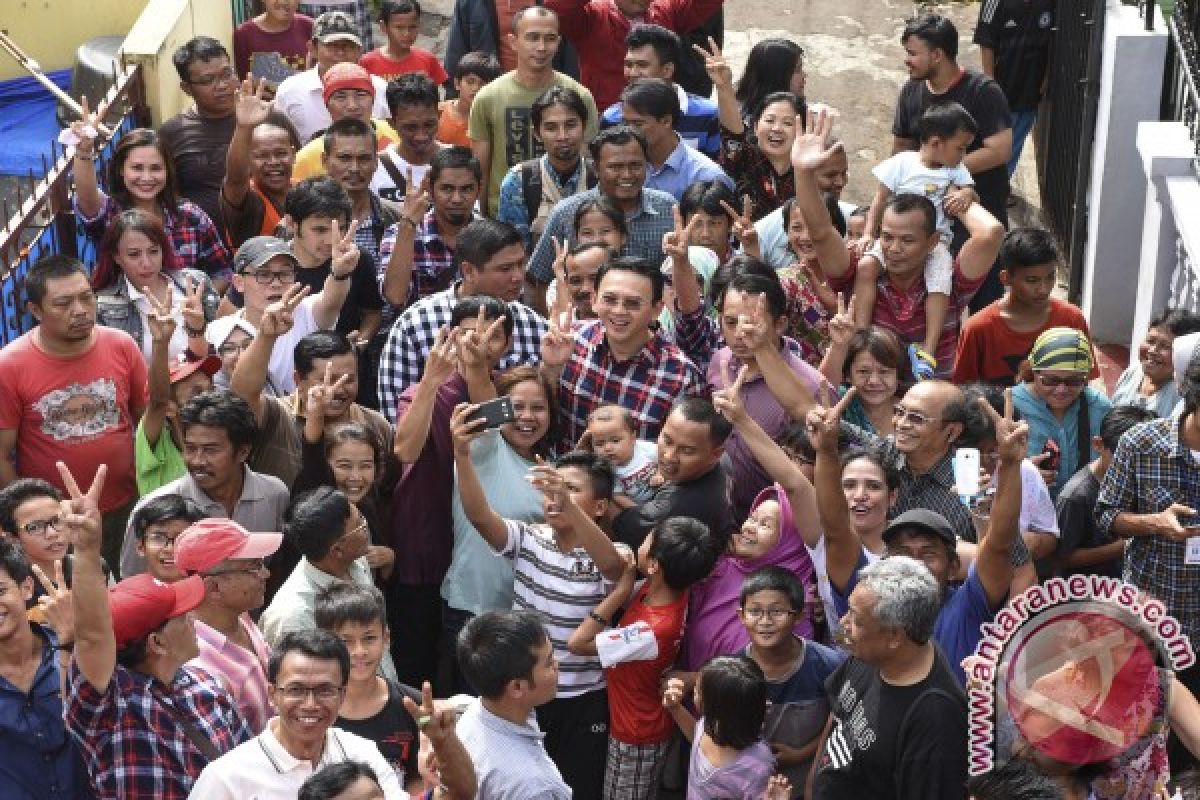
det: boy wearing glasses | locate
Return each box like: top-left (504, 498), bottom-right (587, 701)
top-left (175, 518), bottom-right (283, 734)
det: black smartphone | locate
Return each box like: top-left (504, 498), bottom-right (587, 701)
top-left (466, 396), bottom-right (515, 430)
top-left (1040, 438), bottom-right (1061, 472)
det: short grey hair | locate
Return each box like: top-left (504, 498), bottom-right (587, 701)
top-left (857, 556), bottom-right (940, 644)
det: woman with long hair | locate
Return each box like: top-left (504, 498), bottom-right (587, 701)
top-left (735, 38), bottom-right (807, 130)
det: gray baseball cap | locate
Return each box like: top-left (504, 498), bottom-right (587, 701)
top-left (313, 11), bottom-right (363, 47)
top-left (233, 236), bottom-right (297, 274)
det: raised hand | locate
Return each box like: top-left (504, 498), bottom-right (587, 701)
top-left (55, 462), bottom-right (106, 555)
top-left (805, 387), bottom-right (857, 453)
top-left (712, 365), bottom-right (750, 424)
top-left (942, 186), bottom-right (976, 218)
top-left (663, 205), bottom-right (699, 266)
top-left (827, 292), bottom-right (857, 348)
top-left (449, 402), bottom-right (488, 454)
top-left (402, 169), bottom-right (431, 225)
top-left (975, 389), bottom-right (1030, 468)
top-left (425, 325), bottom-right (460, 384)
top-left (791, 106), bottom-right (843, 173)
top-left (402, 681), bottom-right (460, 746)
top-left (764, 774), bottom-right (793, 800)
top-left (459, 308), bottom-right (507, 372)
top-left (33, 559), bottom-right (75, 645)
top-left (234, 77), bottom-right (272, 128)
top-left (527, 460), bottom-right (570, 519)
top-left (691, 36), bottom-right (733, 89)
top-left (180, 276), bottom-right (207, 335)
top-left (67, 95), bottom-right (109, 153)
top-left (735, 292), bottom-right (774, 355)
top-left (330, 218), bottom-right (361, 277)
top-left (259, 283), bottom-right (310, 337)
top-left (540, 310), bottom-right (574, 369)
top-left (548, 237), bottom-right (575, 321)
top-left (662, 676), bottom-right (687, 710)
top-left (307, 360), bottom-right (351, 417)
top-left (144, 288), bottom-right (177, 343)
top-left (721, 196), bottom-right (760, 255)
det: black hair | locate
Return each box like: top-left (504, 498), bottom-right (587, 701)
top-left (958, 383), bottom-right (1007, 449)
top-left (902, 13), bottom-right (959, 61)
top-left (178, 390), bottom-right (259, 451)
top-left (708, 254), bottom-right (781, 316)
top-left (553, 450), bottom-right (615, 500)
top-left (116, 631), bottom-right (159, 669)
top-left (620, 78), bottom-right (681, 127)
top-left (173, 36), bottom-right (229, 82)
top-left (0, 537), bottom-right (32, 584)
top-left (294, 331), bottom-right (356, 379)
top-left (569, 241), bottom-right (618, 262)
top-left (966, 758), bottom-right (1064, 800)
top-left (324, 422), bottom-right (385, 478)
top-left (314, 582), bottom-right (387, 631)
top-left (267, 628), bottom-right (352, 685)
top-left (649, 517), bottom-right (719, 590)
top-left (456, 218), bottom-right (524, 271)
top-left (752, 92), bottom-right (803, 129)
top-left (999, 227), bottom-right (1059, 273)
top-left (698, 655), bottom-right (767, 749)
top-left (1148, 307), bottom-right (1200, 337)
top-left (588, 403), bottom-right (636, 432)
top-left (1098, 405), bottom-right (1157, 452)
top-left (284, 487), bottom-right (354, 562)
top-left (841, 445), bottom-right (902, 490)
top-left (131, 494), bottom-right (206, 542)
top-left (916, 102), bottom-right (977, 143)
top-left (849, 205), bottom-right (870, 219)
top-left (842, 325), bottom-right (905, 381)
top-left (594, 255), bottom-right (664, 304)
top-left (385, 71), bottom-right (439, 116)
top-left (322, 117), bottom-right (378, 155)
top-left (494, 366), bottom-right (561, 461)
top-left (573, 196), bottom-right (628, 237)
top-left (625, 24), bottom-right (681, 68)
top-left (0, 478), bottom-right (61, 535)
top-left (379, 0), bottom-right (420, 22)
top-left (285, 175), bottom-right (353, 226)
top-left (718, 271), bottom-right (787, 322)
top-left (531, 85), bottom-right (590, 130)
top-left (739, 565), bottom-right (805, 611)
top-left (671, 396), bottom-right (733, 446)
top-left (23, 254), bottom-right (89, 307)
top-left (885, 193), bottom-right (938, 237)
top-left (457, 610), bottom-right (548, 698)
top-left (429, 144), bottom-right (483, 185)
top-left (679, 180), bottom-right (737, 222)
top-left (588, 125), bottom-right (648, 163)
top-left (106, 128), bottom-right (180, 211)
top-left (455, 50), bottom-right (502, 82)
top-left (451, 294), bottom-right (515, 338)
top-left (736, 38), bottom-right (804, 118)
top-left (778, 420), bottom-right (854, 462)
top-left (1169, 769), bottom-right (1200, 800)
top-left (299, 762), bottom-right (383, 800)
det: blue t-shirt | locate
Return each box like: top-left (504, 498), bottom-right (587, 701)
top-left (831, 559), bottom-right (994, 685)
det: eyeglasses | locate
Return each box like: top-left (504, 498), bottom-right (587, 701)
top-left (144, 533), bottom-right (180, 549)
top-left (218, 340), bottom-right (253, 357)
top-left (187, 66), bottom-right (236, 87)
top-left (893, 405), bottom-right (939, 427)
top-left (741, 608), bottom-right (796, 622)
top-left (241, 268), bottom-right (296, 285)
top-left (204, 559), bottom-right (267, 578)
top-left (1035, 373), bottom-right (1087, 389)
top-left (18, 516), bottom-right (62, 537)
top-left (597, 294), bottom-right (648, 312)
top-left (274, 683), bottom-right (345, 702)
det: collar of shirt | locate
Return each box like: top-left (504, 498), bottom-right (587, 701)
top-left (540, 154), bottom-right (587, 193)
top-left (582, 318), bottom-right (663, 367)
top-left (477, 700), bottom-right (547, 743)
top-left (299, 556), bottom-right (370, 590)
top-left (256, 720), bottom-right (345, 773)
top-left (0, 624), bottom-right (57, 696)
top-left (179, 466), bottom-right (273, 510)
top-left (193, 615), bottom-right (259, 655)
top-left (905, 451), bottom-right (956, 490)
top-left (649, 136), bottom-right (687, 178)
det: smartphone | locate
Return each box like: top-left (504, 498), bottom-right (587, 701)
top-left (954, 447), bottom-right (981, 500)
top-left (466, 396), bottom-right (515, 430)
top-left (1040, 438), bottom-right (1061, 472)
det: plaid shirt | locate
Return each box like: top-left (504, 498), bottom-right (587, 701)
top-left (377, 284), bottom-right (547, 422)
top-left (378, 208), bottom-right (458, 321)
top-left (77, 192), bottom-right (233, 281)
top-left (719, 124), bottom-right (794, 221)
top-left (1096, 413), bottom-right (1200, 649)
top-left (527, 187), bottom-right (677, 284)
top-left (299, 1), bottom-right (373, 46)
top-left (557, 319), bottom-right (706, 450)
top-left (66, 662), bottom-right (251, 800)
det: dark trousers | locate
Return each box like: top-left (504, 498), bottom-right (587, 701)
top-left (436, 602), bottom-right (476, 697)
top-left (387, 582), bottom-right (442, 690)
top-left (537, 688), bottom-right (609, 800)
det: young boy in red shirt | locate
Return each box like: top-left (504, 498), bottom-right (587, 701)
top-left (360, 0), bottom-right (449, 86)
top-left (953, 227), bottom-right (1097, 387)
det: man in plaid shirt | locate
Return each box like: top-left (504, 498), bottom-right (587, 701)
top-left (60, 463), bottom-right (251, 800)
top-left (542, 255), bottom-right (705, 451)
top-left (377, 219), bottom-right (546, 422)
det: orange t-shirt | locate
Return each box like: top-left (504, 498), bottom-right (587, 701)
top-left (952, 296), bottom-right (1099, 386)
top-left (437, 100), bottom-right (471, 147)
top-left (360, 47), bottom-right (449, 85)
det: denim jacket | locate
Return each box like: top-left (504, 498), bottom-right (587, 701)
top-left (95, 268), bottom-right (219, 347)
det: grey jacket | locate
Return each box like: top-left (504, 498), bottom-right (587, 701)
top-left (95, 268), bottom-right (219, 348)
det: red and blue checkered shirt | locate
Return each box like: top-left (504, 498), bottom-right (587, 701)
top-left (557, 319), bottom-right (706, 451)
top-left (378, 209), bottom-right (458, 319)
top-left (65, 662), bottom-right (251, 800)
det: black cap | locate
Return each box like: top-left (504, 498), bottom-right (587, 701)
top-left (881, 508), bottom-right (957, 548)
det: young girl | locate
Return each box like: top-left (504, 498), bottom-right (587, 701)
top-left (663, 656), bottom-right (775, 799)
top-left (574, 195), bottom-right (628, 251)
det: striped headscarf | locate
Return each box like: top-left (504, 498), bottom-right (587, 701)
top-left (1028, 326), bottom-right (1094, 373)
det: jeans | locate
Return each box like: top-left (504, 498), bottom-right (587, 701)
top-left (1008, 109), bottom-right (1038, 177)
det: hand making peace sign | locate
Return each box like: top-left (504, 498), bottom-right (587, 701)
top-left (259, 283), bottom-right (311, 338)
top-left (975, 389), bottom-right (1029, 468)
top-left (721, 196), bottom-right (760, 257)
top-left (330, 218), bottom-right (361, 277)
top-left (306, 360), bottom-right (352, 417)
top-left (805, 387), bottom-right (858, 454)
top-left (692, 37), bottom-right (734, 89)
top-left (54, 461), bottom-right (107, 555)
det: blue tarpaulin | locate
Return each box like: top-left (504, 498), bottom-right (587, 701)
top-left (0, 68), bottom-right (71, 176)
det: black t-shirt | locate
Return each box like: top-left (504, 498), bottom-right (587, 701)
top-left (1054, 466), bottom-right (1123, 578)
top-left (892, 70), bottom-right (1013, 217)
top-left (812, 649), bottom-right (968, 800)
top-left (159, 109), bottom-right (238, 230)
top-left (612, 459), bottom-right (735, 551)
top-left (336, 679), bottom-right (422, 785)
top-left (973, 0), bottom-right (1056, 111)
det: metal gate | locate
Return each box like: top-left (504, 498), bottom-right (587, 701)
top-left (1034, 0), bottom-right (1107, 302)
top-left (1162, 0), bottom-right (1200, 173)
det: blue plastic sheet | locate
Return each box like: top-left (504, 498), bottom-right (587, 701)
top-left (0, 69), bottom-right (71, 176)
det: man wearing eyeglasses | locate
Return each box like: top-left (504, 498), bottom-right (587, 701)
top-left (175, 518), bottom-right (283, 735)
top-left (188, 628), bottom-right (404, 798)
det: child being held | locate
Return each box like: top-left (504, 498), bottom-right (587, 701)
top-left (438, 51), bottom-right (501, 148)
top-left (360, 0), bottom-right (449, 86)
top-left (844, 205), bottom-right (869, 243)
top-left (663, 656), bottom-right (776, 799)
top-left (582, 404), bottom-right (660, 504)
top-left (855, 102), bottom-right (980, 381)
top-left (739, 566), bottom-right (846, 797)
top-left (567, 517), bottom-right (721, 800)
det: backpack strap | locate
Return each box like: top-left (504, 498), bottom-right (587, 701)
top-left (583, 160), bottom-right (598, 190)
top-left (379, 150), bottom-right (408, 199)
top-left (521, 159), bottom-right (543, 223)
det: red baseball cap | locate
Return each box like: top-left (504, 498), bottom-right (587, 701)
top-left (173, 518), bottom-right (283, 575)
top-left (109, 573), bottom-right (206, 648)
top-left (322, 62), bottom-right (374, 105)
top-left (169, 353), bottom-right (222, 385)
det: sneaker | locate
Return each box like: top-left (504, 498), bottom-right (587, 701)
top-left (908, 344), bottom-right (937, 381)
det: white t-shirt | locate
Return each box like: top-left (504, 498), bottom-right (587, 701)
top-left (615, 439), bottom-right (659, 504)
top-left (236, 295), bottom-right (323, 395)
top-left (872, 150), bottom-right (974, 241)
top-left (806, 536), bottom-right (882, 641)
top-left (273, 67), bottom-right (391, 144)
top-left (374, 144), bottom-right (437, 196)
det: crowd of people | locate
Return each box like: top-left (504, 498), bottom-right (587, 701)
top-left (2, 0), bottom-right (1198, 798)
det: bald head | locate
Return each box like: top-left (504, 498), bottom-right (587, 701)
top-left (894, 380), bottom-right (966, 459)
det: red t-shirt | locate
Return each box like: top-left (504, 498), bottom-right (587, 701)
top-left (233, 15), bottom-right (314, 85)
top-left (607, 584), bottom-right (689, 745)
top-left (952, 296), bottom-right (1098, 386)
top-left (0, 327), bottom-right (147, 511)
top-left (360, 48), bottom-right (449, 85)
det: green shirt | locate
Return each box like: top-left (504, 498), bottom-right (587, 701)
top-left (134, 417), bottom-right (186, 496)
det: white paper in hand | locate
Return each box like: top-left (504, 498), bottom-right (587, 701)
top-left (595, 621), bottom-right (659, 668)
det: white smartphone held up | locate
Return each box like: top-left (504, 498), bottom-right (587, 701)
top-left (954, 447), bottom-right (981, 502)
